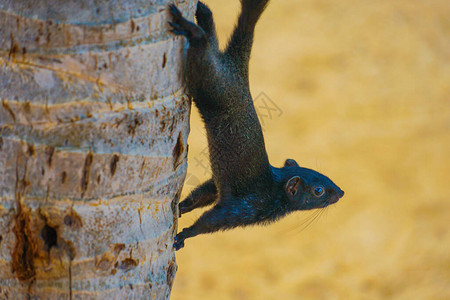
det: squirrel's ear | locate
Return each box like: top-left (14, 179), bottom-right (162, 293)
top-left (284, 159), bottom-right (299, 167)
top-left (285, 176), bottom-right (302, 197)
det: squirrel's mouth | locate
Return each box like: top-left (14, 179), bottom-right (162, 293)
top-left (322, 192), bottom-right (343, 207)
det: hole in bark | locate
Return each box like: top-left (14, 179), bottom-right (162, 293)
top-left (23, 102), bottom-right (31, 114)
top-left (0, 137), bottom-right (3, 149)
top-left (10, 43), bottom-right (19, 55)
top-left (61, 171), bottom-right (67, 184)
top-left (9, 41), bottom-right (19, 59)
top-left (127, 115), bottom-right (143, 136)
top-left (12, 207), bottom-right (35, 282)
top-left (118, 258), bottom-right (138, 272)
top-left (64, 211), bottom-right (82, 228)
top-left (41, 224), bottom-right (57, 249)
top-left (172, 132), bottom-right (184, 170)
top-left (130, 19), bottom-right (136, 32)
top-left (64, 215), bottom-right (72, 226)
top-left (113, 243), bottom-right (126, 255)
top-left (27, 144), bottom-right (35, 156)
top-left (46, 146), bottom-right (55, 166)
top-left (110, 154), bottom-right (120, 176)
top-left (162, 53), bottom-right (167, 68)
top-left (172, 191), bottom-right (181, 218)
top-left (2, 100), bottom-right (16, 122)
top-left (166, 260), bottom-right (177, 287)
top-left (80, 152), bottom-right (94, 198)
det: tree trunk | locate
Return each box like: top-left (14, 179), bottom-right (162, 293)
top-left (0, 0), bottom-right (194, 298)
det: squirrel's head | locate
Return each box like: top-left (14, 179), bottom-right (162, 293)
top-left (281, 159), bottom-right (344, 210)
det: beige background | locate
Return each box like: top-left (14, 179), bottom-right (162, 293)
top-left (172, 0), bottom-right (449, 299)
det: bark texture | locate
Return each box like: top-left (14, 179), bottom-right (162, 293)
top-left (0, 0), bottom-right (194, 298)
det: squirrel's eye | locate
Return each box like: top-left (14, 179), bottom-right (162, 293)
top-left (313, 186), bottom-right (325, 197)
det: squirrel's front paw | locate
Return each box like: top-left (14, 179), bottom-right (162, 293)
top-left (173, 234), bottom-right (185, 251)
top-left (178, 198), bottom-right (194, 215)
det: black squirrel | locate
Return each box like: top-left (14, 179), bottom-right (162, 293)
top-left (169, 0), bottom-right (344, 250)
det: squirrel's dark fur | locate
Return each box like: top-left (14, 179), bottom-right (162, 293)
top-left (169, 0), bottom-right (344, 250)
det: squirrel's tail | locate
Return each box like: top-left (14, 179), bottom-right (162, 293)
top-left (225, 0), bottom-right (270, 73)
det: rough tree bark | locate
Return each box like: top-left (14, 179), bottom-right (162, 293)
top-left (0, 0), bottom-right (194, 298)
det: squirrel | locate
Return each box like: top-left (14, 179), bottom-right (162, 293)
top-left (169, 0), bottom-right (344, 250)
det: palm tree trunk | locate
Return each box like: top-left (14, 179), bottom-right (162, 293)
top-left (0, 0), bottom-right (195, 298)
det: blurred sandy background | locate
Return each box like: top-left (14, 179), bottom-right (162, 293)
top-left (171, 0), bottom-right (450, 299)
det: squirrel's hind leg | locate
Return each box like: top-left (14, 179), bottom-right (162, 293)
top-left (195, 2), bottom-right (219, 49)
top-left (168, 4), bottom-right (206, 46)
